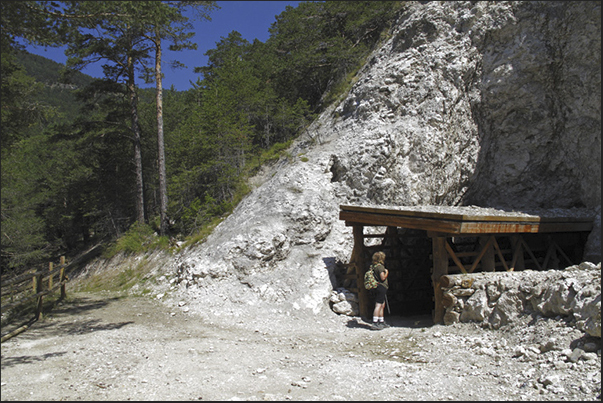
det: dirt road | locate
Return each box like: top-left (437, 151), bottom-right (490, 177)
top-left (1, 292), bottom-right (600, 401)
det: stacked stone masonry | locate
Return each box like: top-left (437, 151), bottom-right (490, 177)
top-left (440, 262), bottom-right (601, 338)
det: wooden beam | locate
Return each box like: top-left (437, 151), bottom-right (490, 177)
top-left (553, 241), bottom-right (574, 267)
top-left (469, 236), bottom-right (494, 273)
top-left (444, 241), bottom-right (467, 274)
top-left (519, 237), bottom-right (543, 270)
top-left (340, 211), bottom-right (462, 233)
top-left (492, 237), bottom-right (510, 272)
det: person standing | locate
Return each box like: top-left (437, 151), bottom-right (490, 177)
top-left (370, 251), bottom-right (389, 330)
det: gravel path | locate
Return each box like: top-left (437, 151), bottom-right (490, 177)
top-left (1, 292), bottom-right (600, 401)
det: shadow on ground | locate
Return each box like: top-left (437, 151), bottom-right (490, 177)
top-left (346, 314), bottom-right (433, 330)
top-left (1, 295), bottom-right (134, 343)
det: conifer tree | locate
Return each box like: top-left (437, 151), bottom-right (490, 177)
top-left (139, 1), bottom-right (218, 236)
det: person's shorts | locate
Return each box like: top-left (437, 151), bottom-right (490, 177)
top-left (374, 284), bottom-right (387, 304)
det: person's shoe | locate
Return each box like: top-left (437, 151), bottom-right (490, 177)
top-left (380, 321), bottom-right (391, 328)
top-left (371, 322), bottom-right (383, 330)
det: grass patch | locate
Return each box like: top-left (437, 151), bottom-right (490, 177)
top-left (179, 215), bottom-right (225, 250)
top-left (75, 256), bottom-right (157, 294)
top-left (246, 140), bottom-right (293, 175)
top-left (102, 223), bottom-right (171, 260)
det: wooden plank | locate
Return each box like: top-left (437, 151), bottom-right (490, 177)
top-left (340, 211), bottom-right (462, 233)
top-left (339, 204), bottom-right (543, 222)
top-left (459, 222), bottom-right (541, 234)
top-left (340, 205), bottom-right (594, 235)
top-left (340, 204), bottom-right (594, 222)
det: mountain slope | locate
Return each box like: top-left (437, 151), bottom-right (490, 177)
top-left (15, 51), bottom-right (94, 123)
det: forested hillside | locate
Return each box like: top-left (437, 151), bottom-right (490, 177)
top-left (1, 1), bottom-right (405, 273)
top-left (15, 51), bottom-right (94, 123)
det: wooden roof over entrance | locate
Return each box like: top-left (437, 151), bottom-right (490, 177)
top-left (339, 204), bottom-right (594, 235)
top-left (339, 204), bottom-right (595, 323)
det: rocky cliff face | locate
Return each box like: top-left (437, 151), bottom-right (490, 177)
top-left (172, 1), bottom-right (601, 317)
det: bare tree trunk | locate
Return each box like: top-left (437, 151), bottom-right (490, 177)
top-left (128, 51), bottom-right (146, 225)
top-left (155, 30), bottom-right (168, 236)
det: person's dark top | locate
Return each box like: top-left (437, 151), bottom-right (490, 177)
top-left (372, 263), bottom-right (388, 289)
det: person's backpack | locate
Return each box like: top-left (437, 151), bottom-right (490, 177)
top-left (364, 265), bottom-right (379, 290)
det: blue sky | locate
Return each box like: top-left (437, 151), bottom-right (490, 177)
top-left (24, 1), bottom-right (301, 91)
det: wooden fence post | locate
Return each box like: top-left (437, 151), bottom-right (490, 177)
top-left (49, 261), bottom-right (54, 290)
top-left (60, 256), bottom-right (66, 299)
top-left (33, 274), bottom-right (43, 320)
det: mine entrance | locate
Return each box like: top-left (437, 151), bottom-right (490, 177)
top-left (374, 227), bottom-right (433, 316)
top-left (338, 204), bottom-right (594, 323)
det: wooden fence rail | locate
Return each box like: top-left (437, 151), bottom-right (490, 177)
top-left (1, 256), bottom-right (68, 342)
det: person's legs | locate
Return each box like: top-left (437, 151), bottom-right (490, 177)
top-left (378, 302), bottom-right (390, 327)
top-left (374, 285), bottom-right (391, 327)
top-left (373, 302), bottom-right (384, 323)
top-left (371, 303), bottom-right (384, 329)
top-left (378, 302), bottom-right (385, 317)
top-left (372, 285), bottom-right (387, 329)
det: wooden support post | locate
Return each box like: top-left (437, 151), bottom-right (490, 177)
top-left (480, 236), bottom-right (495, 272)
top-left (431, 236), bottom-right (448, 324)
top-left (509, 236), bottom-right (525, 271)
top-left (352, 225), bottom-right (369, 319)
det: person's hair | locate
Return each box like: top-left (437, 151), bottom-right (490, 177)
top-left (372, 251), bottom-right (386, 264)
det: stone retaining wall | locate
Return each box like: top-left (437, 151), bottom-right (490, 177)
top-left (441, 262), bottom-right (601, 337)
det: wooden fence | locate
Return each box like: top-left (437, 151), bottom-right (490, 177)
top-left (1, 256), bottom-right (68, 342)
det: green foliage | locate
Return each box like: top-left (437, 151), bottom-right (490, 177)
top-left (267, 1), bottom-right (403, 111)
top-left (103, 223), bottom-right (169, 258)
top-left (179, 215), bottom-right (225, 250)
